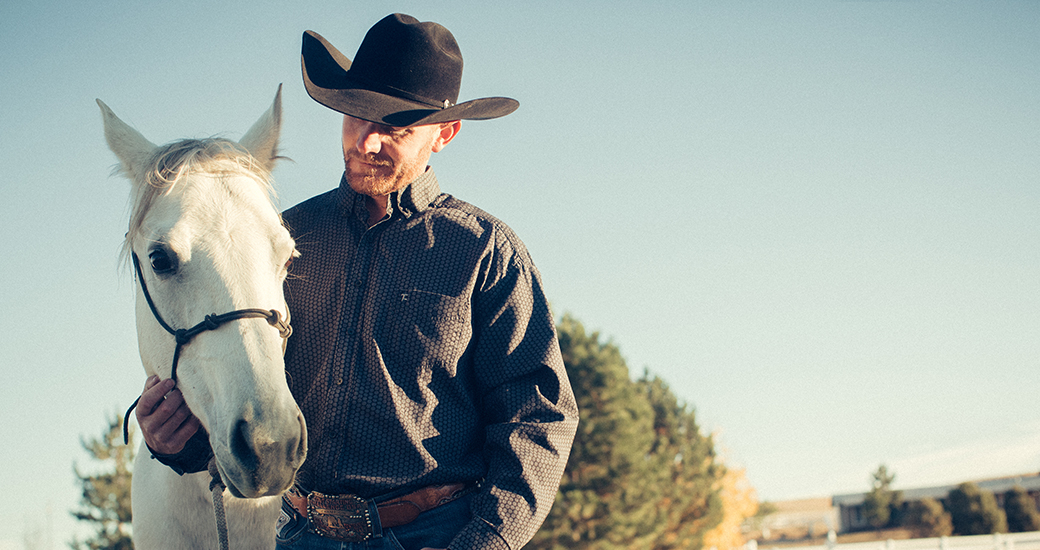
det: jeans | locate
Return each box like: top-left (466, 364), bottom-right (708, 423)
top-left (276, 493), bottom-right (473, 550)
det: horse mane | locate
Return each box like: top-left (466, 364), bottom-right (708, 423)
top-left (121, 137), bottom-right (278, 262)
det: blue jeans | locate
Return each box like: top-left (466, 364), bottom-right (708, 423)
top-left (276, 493), bottom-right (472, 550)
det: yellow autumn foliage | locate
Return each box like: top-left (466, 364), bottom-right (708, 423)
top-left (702, 467), bottom-right (758, 550)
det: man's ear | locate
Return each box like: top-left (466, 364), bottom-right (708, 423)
top-left (431, 120), bottom-right (461, 153)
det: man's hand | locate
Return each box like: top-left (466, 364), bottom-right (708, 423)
top-left (136, 375), bottom-right (201, 455)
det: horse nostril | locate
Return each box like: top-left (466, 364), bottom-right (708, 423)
top-left (289, 413), bottom-right (308, 465)
top-left (230, 419), bottom-right (258, 469)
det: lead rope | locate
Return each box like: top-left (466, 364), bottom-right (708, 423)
top-left (208, 457), bottom-right (230, 550)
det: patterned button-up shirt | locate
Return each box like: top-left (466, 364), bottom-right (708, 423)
top-left (281, 169), bottom-right (578, 549)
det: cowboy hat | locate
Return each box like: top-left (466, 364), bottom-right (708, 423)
top-left (302, 13), bottom-right (519, 127)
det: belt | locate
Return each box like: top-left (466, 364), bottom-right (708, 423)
top-left (284, 483), bottom-right (471, 542)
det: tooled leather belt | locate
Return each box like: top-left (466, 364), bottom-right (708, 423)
top-left (284, 482), bottom-right (473, 542)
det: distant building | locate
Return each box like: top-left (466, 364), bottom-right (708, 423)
top-left (833, 473), bottom-right (1040, 532)
top-left (747, 473), bottom-right (1040, 544)
top-left (749, 497), bottom-right (839, 542)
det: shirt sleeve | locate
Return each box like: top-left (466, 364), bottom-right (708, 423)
top-left (448, 240), bottom-right (579, 550)
top-left (147, 427), bottom-right (213, 475)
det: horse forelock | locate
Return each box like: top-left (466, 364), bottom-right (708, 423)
top-left (121, 138), bottom-right (278, 263)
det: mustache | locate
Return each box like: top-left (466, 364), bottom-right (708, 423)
top-left (346, 151), bottom-right (394, 168)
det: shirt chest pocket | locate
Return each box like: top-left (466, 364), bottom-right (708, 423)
top-left (381, 289), bottom-right (471, 375)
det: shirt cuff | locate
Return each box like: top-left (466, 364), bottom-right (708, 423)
top-left (147, 428), bottom-right (213, 475)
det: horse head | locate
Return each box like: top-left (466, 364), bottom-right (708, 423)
top-left (99, 87), bottom-right (306, 498)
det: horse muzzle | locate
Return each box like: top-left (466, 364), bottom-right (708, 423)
top-left (215, 408), bottom-right (307, 498)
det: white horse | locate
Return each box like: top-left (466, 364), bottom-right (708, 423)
top-left (98, 88), bottom-right (306, 549)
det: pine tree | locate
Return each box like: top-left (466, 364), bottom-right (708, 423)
top-left (639, 373), bottom-right (725, 549)
top-left (1003, 486), bottom-right (1040, 533)
top-left (70, 413), bottom-right (134, 550)
top-left (531, 315), bottom-right (724, 549)
top-left (533, 314), bottom-right (656, 549)
top-left (862, 465), bottom-right (899, 530)
top-left (945, 482), bottom-right (1007, 535)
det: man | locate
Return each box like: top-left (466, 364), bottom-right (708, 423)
top-left (136, 13), bottom-right (578, 550)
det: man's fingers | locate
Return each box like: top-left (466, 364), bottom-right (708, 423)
top-left (158, 393), bottom-right (192, 429)
top-left (137, 376), bottom-right (176, 416)
top-left (158, 402), bottom-right (201, 452)
top-left (143, 374), bottom-right (159, 390)
top-left (171, 414), bottom-right (202, 443)
top-left (140, 387), bottom-right (188, 429)
top-left (135, 375), bottom-right (202, 455)
top-left (139, 388), bottom-right (200, 455)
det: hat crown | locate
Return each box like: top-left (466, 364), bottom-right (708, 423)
top-left (301, 14), bottom-right (518, 127)
top-left (350, 14), bottom-right (462, 107)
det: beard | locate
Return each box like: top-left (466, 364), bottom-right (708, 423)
top-left (344, 151), bottom-right (427, 197)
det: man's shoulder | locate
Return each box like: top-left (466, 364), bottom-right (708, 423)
top-left (434, 194), bottom-right (516, 235)
top-left (434, 193), bottom-right (511, 229)
top-left (282, 188), bottom-right (339, 225)
top-left (431, 194), bottom-right (531, 261)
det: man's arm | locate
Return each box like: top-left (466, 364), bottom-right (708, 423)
top-left (449, 246), bottom-right (579, 550)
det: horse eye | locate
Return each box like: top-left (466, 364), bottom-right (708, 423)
top-left (149, 249), bottom-right (176, 274)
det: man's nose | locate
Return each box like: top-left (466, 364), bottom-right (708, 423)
top-left (355, 125), bottom-right (383, 154)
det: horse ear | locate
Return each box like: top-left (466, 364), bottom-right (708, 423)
top-left (97, 99), bottom-right (158, 182)
top-left (240, 84), bottom-right (283, 172)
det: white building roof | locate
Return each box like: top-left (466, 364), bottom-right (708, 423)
top-left (832, 473), bottom-right (1040, 506)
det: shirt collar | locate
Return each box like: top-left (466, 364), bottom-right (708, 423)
top-left (336, 168), bottom-right (441, 223)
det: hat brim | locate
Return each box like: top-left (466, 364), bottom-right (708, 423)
top-left (302, 30), bottom-right (518, 127)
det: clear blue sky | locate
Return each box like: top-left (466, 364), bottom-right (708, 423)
top-left (2, 1), bottom-right (1038, 547)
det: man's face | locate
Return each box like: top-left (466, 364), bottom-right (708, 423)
top-left (341, 116), bottom-right (455, 197)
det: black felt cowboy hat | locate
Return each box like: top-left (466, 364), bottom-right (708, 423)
top-left (302, 13), bottom-right (519, 127)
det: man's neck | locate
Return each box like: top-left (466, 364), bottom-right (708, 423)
top-left (364, 194), bottom-right (388, 227)
top-left (355, 166), bottom-right (432, 227)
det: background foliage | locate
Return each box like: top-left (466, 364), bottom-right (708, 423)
top-left (862, 465), bottom-right (900, 530)
top-left (70, 413), bottom-right (134, 550)
top-left (902, 497), bottom-right (953, 538)
top-left (946, 482), bottom-right (1008, 536)
top-left (529, 314), bottom-right (727, 549)
top-left (1002, 486), bottom-right (1040, 533)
